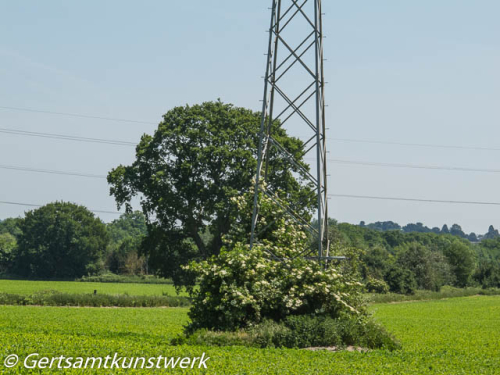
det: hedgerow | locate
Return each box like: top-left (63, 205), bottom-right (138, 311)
top-left (77, 273), bottom-right (173, 284)
top-left (0, 291), bottom-right (190, 308)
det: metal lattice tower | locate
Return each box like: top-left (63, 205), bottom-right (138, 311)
top-left (250, 0), bottom-right (330, 261)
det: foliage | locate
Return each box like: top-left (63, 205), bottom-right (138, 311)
top-left (395, 242), bottom-right (450, 291)
top-left (12, 202), bottom-right (109, 278)
top-left (108, 101), bottom-right (314, 286)
top-left (402, 222), bottom-right (431, 233)
top-left (483, 225), bottom-right (500, 240)
top-left (77, 273), bottom-right (173, 284)
top-left (443, 240), bottom-right (476, 287)
top-left (361, 246), bottom-right (392, 280)
top-left (177, 315), bottom-right (399, 350)
top-left (328, 221), bottom-right (496, 291)
top-left (185, 189), bottom-right (364, 333)
top-left (186, 240), bottom-right (363, 331)
top-left (253, 315), bottom-right (398, 350)
top-left (359, 220), bottom-right (500, 241)
top-left (384, 264), bottom-right (417, 295)
top-left (0, 217), bottom-right (22, 237)
top-left (473, 260), bottom-right (500, 289)
top-left (362, 221), bottom-right (401, 232)
top-left (450, 224), bottom-right (466, 238)
top-left (0, 291), bottom-right (189, 308)
top-left (365, 277), bottom-right (389, 294)
top-left (105, 212), bottom-right (148, 276)
top-left (476, 237), bottom-right (500, 260)
top-left (107, 211), bottom-right (147, 244)
top-left (0, 233), bottom-right (16, 272)
top-left (107, 236), bottom-right (146, 275)
top-left (468, 232), bottom-right (478, 242)
top-left (0, 220), bottom-right (20, 274)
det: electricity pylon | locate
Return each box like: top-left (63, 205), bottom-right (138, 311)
top-left (250, 0), bottom-right (334, 261)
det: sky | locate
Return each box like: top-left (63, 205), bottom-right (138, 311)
top-left (0, 0), bottom-right (499, 234)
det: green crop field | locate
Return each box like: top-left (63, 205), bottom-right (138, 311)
top-left (0, 279), bottom-right (184, 297)
top-left (0, 295), bottom-right (499, 374)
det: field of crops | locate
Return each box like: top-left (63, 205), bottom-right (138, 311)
top-left (0, 279), bottom-right (183, 296)
top-left (0, 295), bottom-right (499, 374)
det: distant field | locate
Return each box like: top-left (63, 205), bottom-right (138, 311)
top-left (0, 296), bottom-right (499, 374)
top-left (0, 279), bottom-right (186, 297)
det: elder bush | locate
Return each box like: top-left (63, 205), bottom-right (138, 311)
top-left (185, 190), bottom-right (365, 332)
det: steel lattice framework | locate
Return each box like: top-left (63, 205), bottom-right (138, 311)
top-left (250, 0), bottom-right (334, 261)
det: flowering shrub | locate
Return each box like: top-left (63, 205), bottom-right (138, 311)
top-left (184, 189), bottom-right (365, 332)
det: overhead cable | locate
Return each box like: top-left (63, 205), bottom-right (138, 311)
top-left (0, 200), bottom-right (122, 215)
top-left (0, 164), bottom-right (107, 179)
top-left (0, 127), bottom-right (136, 146)
top-left (328, 194), bottom-right (500, 206)
top-left (0, 105), bottom-right (156, 125)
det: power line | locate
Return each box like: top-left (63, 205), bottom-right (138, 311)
top-left (0, 128), bottom-right (136, 147)
top-left (329, 137), bottom-right (500, 152)
top-left (328, 194), bottom-right (500, 206)
top-left (325, 159), bottom-right (500, 174)
top-left (0, 164), bottom-right (107, 179)
top-left (5, 126), bottom-right (499, 172)
top-left (2, 105), bottom-right (499, 152)
top-left (0, 106), bottom-right (157, 125)
top-left (0, 200), bottom-right (122, 215)
top-left (2, 195), bottom-right (498, 217)
top-left (4, 156), bottom-right (500, 182)
top-left (3, 126), bottom-right (499, 174)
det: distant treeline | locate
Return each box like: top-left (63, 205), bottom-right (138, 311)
top-left (329, 219), bottom-right (500, 294)
top-left (359, 220), bottom-right (499, 242)
top-left (2, 204), bottom-right (500, 295)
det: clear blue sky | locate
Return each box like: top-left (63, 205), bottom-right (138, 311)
top-left (0, 1), bottom-right (499, 234)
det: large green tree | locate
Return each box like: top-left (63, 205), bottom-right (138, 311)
top-left (108, 101), bottom-right (315, 285)
top-left (13, 202), bottom-right (109, 278)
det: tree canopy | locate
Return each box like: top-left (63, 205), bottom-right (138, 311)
top-left (0, 232), bottom-right (16, 273)
top-left (355, 220), bottom-right (499, 241)
top-left (108, 101), bottom-right (315, 285)
top-left (0, 217), bottom-right (22, 237)
top-left (105, 211), bottom-right (148, 275)
top-left (107, 211), bottom-right (147, 244)
top-left (13, 202), bottom-right (109, 278)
